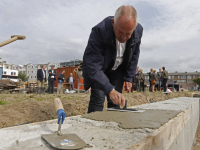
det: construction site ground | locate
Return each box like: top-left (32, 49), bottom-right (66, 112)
top-left (0, 91), bottom-right (200, 149)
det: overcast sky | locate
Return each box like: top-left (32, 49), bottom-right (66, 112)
top-left (0, 0), bottom-right (200, 73)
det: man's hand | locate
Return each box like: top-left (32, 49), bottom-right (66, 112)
top-left (109, 90), bottom-right (125, 106)
top-left (125, 82), bottom-right (132, 92)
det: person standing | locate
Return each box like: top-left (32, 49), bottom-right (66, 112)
top-left (134, 66), bottom-right (140, 91)
top-left (139, 69), bottom-right (144, 92)
top-left (161, 66), bottom-right (168, 92)
top-left (67, 73), bottom-right (75, 90)
top-left (37, 64), bottom-right (46, 94)
top-left (148, 68), bottom-right (153, 92)
top-left (151, 70), bottom-right (157, 92)
top-left (82, 5), bottom-right (143, 113)
top-left (48, 65), bottom-right (57, 94)
top-left (157, 68), bottom-right (162, 91)
top-left (57, 70), bottom-right (65, 94)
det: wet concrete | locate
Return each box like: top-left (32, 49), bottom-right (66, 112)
top-left (82, 110), bottom-right (180, 129)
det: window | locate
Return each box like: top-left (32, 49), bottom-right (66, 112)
top-left (187, 81), bottom-right (193, 83)
top-left (172, 76), bottom-right (174, 79)
top-left (187, 76), bottom-right (192, 79)
top-left (181, 76), bottom-right (186, 79)
top-left (193, 76), bottom-right (196, 79)
top-left (31, 76), bottom-right (32, 78)
top-left (168, 76), bottom-right (171, 79)
top-left (28, 66), bottom-right (30, 68)
top-left (178, 76), bottom-right (180, 79)
top-left (28, 71), bottom-right (29, 73)
top-left (35, 65), bottom-right (37, 68)
top-left (177, 80), bottom-right (181, 83)
top-left (35, 76), bottom-right (36, 78)
top-left (11, 72), bottom-right (13, 75)
top-left (32, 71), bottom-right (33, 73)
top-left (6, 66), bottom-right (9, 69)
top-left (181, 80), bottom-right (186, 83)
top-left (3, 71), bottom-right (6, 75)
top-left (14, 72), bottom-right (16, 75)
top-left (32, 66), bottom-right (33, 68)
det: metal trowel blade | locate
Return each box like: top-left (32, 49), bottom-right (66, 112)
top-left (107, 108), bottom-right (145, 113)
top-left (41, 133), bottom-right (87, 150)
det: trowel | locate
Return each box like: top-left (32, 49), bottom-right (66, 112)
top-left (41, 98), bottom-right (87, 149)
top-left (107, 100), bottom-right (145, 113)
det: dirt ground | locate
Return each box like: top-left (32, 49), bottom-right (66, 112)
top-left (0, 91), bottom-right (192, 128)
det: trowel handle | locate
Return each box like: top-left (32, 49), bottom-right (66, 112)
top-left (54, 98), bottom-right (66, 124)
top-left (54, 98), bottom-right (64, 111)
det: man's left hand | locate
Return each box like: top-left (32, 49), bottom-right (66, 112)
top-left (125, 82), bottom-right (132, 92)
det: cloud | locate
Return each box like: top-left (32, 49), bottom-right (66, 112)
top-left (0, 0), bottom-right (199, 73)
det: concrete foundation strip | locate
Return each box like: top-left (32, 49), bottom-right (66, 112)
top-left (129, 108), bottom-right (190, 150)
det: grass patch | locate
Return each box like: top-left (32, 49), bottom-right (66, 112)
top-left (36, 97), bottom-right (45, 101)
top-left (16, 100), bottom-right (22, 103)
top-left (0, 101), bottom-right (9, 105)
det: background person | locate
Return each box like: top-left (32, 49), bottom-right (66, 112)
top-left (37, 64), bottom-right (46, 94)
top-left (147, 68), bottom-right (153, 92)
top-left (82, 5), bottom-right (143, 113)
top-left (161, 66), bottom-right (168, 92)
top-left (57, 70), bottom-right (65, 94)
top-left (134, 66), bottom-right (140, 91)
top-left (139, 69), bottom-right (144, 92)
top-left (67, 73), bottom-right (75, 90)
top-left (48, 65), bottom-right (57, 94)
top-left (151, 70), bottom-right (157, 92)
top-left (157, 68), bottom-right (162, 91)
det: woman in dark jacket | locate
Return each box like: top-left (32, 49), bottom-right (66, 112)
top-left (151, 70), bottom-right (157, 92)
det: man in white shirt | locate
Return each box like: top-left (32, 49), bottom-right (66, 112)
top-left (48, 65), bottom-right (57, 94)
top-left (37, 64), bottom-right (47, 94)
top-left (82, 5), bottom-right (143, 113)
top-left (37, 65), bottom-right (46, 87)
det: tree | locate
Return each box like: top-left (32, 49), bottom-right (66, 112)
top-left (193, 77), bottom-right (200, 86)
top-left (18, 71), bottom-right (29, 82)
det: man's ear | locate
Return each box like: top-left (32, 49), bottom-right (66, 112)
top-left (111, 18), bottom-right (114, 27)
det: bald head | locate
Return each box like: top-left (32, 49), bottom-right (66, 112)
top-left (111, 5), bottom-right (138, 43)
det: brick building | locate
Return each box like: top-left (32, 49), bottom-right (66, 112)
top-left (144, 71), bottom-right (200, 90)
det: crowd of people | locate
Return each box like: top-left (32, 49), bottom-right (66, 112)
top-left (133, 66), bottom-right (169, 92)
top-left (36, 65), bottom-right (75, 94)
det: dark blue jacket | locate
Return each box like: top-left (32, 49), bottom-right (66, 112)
top-left (82, 16), bottom-right (143, 95)
top-left (37, 69), bottom-right (46, 82)
top-left (58, 73), bottom-right (65, 82)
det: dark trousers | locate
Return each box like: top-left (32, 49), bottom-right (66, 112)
top-left (48, 79), bottom-right (55, 93)
top-left (158, 79), bottom-right (162, 91)
top-left (163, 78), bottom-right (168, 92)
top-left (140, 82), bottom-right (144, 92)
top-left (149, 81), bottom-right (152, 92)
top-left (135, 78), bottom-right (140, 91)
top-left (87, 65), bottom-right (125, 113)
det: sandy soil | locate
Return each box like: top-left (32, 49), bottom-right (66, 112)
top-left (0, 91), bottom-right (192, 128)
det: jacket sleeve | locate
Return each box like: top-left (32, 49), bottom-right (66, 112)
top-left (49, 70), bottom-right (53, 76)
top-left (58, 73), bottom-right (61, 80)
top-left (83, 27), bottom-right (114, 95)
top-left (37, 70), bottom-right (39, 80)
top-left (125, 28), bottom-right (143, 83)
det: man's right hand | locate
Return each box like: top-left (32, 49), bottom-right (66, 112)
top-left (109, 89), bottom-right (125, 106)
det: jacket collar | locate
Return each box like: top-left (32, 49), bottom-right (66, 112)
top-left (103, 16), bottom-right (140, 46)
